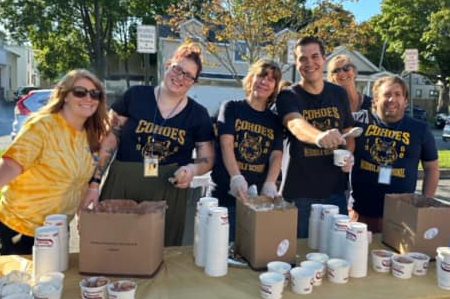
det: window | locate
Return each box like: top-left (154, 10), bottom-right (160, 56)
top-left (415, 89), bottom-right (422, 98)
top-left (430, 90), bottom-right (439, 98)
top-left (234, 41), bottom-right (248, 63)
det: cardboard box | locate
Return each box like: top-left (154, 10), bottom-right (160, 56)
top-left (382, 193), bottom-right (450, 257)
top-left (235, 196), bottom-right (297, 269)
top-left (79, 200), bottom-right (165, 277)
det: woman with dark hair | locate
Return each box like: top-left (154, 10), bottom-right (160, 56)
top-left (83, 42), bottom-right (215, 246)
top-left (211, 59), bottom-right (284, 241)
top-left (0, 69), bottom-right (109, 254)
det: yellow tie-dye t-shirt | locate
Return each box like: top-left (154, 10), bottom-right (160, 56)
top-left (0, 113), bottom-right (95, 236)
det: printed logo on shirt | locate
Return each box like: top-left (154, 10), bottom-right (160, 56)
top-left (135, 119), bottom-right (186, 144)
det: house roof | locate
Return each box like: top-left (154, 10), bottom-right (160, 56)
top-left (326, 46), bottom-right (380, 74)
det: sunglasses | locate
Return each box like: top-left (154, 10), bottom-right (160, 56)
top-left (170, 65), bottom-right (197, 83)
top-left (71, 86), bottom-right (102, 100)
top-left (331, 64), bottom-right (354, 74)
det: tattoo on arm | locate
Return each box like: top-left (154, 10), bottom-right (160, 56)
top-left (94, 148), bottom-right (116, 179)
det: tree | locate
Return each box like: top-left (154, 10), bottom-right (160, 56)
top-left (375, 0), bottom-right (450, 113)
top-left (0, 0), bottom-right (173, 81)
top-left (158, 0), bottom-right (307, 82)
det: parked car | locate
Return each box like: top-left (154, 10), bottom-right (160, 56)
top-left (12, 86), bottom-right (41, 102)
top-left (11, 89), bottom-right (52, 139)
top-left (442, 119), bottom-right (450, 142)
top-left (411, 106), bottom-right (427, 122)
top-left (435, 113), bottom-right (448, 129)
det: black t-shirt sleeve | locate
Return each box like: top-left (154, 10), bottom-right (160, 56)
top-left (192, 103), bottom-right (215, 142)
top-left (111, 86), bottom-right (136, 116)
top-left (217, 100), bottom-right (236, 136)
top-left (275, 90), bottom-right (298, 121)
top-left (337, 86), bottom-right (355, 129)
top-left (421, 123), bottom-right (438, 162)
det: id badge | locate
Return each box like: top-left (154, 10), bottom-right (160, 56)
top-left (378, 165), bottom-right (392, 185)
top-left (144, 154), bottom-right (159, 177)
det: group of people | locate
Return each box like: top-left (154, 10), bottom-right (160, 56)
top-left (0, 36), bottom-right (439, 255)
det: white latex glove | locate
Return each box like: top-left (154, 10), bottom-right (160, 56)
top-left (341, 153), bottom-right (354, 173)
top-left (260, 182), bottom-right (279, 198)
top-left (172, 164), bottom-right (196, 189)
top-left (229, 174), bottom-right (248, 201)
top-left (315, 128), bottom-right (346, 149)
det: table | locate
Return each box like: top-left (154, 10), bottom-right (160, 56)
top-left (2, 236), bottom-right (449, 299)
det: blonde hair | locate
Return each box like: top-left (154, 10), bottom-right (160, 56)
top-left (166, 41), bottom-right (203, 81)
top-left (327, 54), bottom-right (356, 82)
top-left (38, 69), bottom-right (109, 152)
top-left (242, 59), bottom-right (282, 107)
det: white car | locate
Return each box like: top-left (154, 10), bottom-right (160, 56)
top-left (442, 119), bottom-right (450, 142)
top-left (11, 89), bottom-right (53, 139)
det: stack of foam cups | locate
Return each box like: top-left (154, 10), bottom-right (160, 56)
top-left (308, 204), bottom-right (322, 249)
top-left (194, 197), bottom-right (218, 267)
top-left (344, 222), bottom-right (368, 278)
top-left (318, 205), bottom-right (339, 253)
top-left (205, 207), bottom-right (229, 277)
top-left (436, 247), bottom-right (450, 290)
top-left (45, 214), bottom-right (69, 272)
top-left (328, 215), bottom-right (350, 258)
top-left (33, 226), bottom-right (61, 280)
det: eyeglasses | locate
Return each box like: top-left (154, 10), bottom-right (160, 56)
top-left (331, 64), bottom-right (354, 74)
top-left (170, 65), bottom-right (197, 83)
top-left (71, 86), bottom-right (102, 100)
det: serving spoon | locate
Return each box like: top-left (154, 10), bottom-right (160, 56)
top-left (342, 127), bottom-right (363, 138)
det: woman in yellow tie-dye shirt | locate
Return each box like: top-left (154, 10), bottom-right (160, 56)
top-left (0, 69), bottom-right (109, 255)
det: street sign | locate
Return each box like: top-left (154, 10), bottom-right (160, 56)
top-left (287, 39), bottom-right (297, 64)
top-left (404, 48), bottom-right (419, 72)
top-left (137, 25), bottom-right (156, 54)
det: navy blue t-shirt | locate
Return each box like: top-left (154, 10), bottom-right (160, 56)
top-left (211, 100), bottom-right (283, 202)
top-left (111, 85), bottom-right (214, 165)
top-left (352, 112), bottom-right (438, 217)
top-left (276, 82), bottom-right (354, 199)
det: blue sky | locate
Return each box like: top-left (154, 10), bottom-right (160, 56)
top-left (343, 0), bottom-right (382, 23)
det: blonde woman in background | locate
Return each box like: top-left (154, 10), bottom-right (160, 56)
top-left (0, 69), bottom-right (109, 254)
top-left (327, 54), bottom-right (372, 124)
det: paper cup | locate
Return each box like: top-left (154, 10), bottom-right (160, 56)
top-left (391, 255), bottom-right (415, 279)
top-left (300, 260), bottom-right (325, 286)
top-left (371, 249), bottom-right (394, 273)
top-left (306, 252), bottom-right (329, 264)
top-left (406, 252), bottom-right (430, 276)
top-left (326, 258), bottom-right (350, 284)
top-left (267, 261), bottom-right (291, 287)
top-left (107, 280), bottom-right (137, 299)
top-left (32, 281), bottom-right (62, 299)
top-left (333, 149), bottom-right (351, 167)
top-left (80, 277), bottom-right (110, 299)
top-left (290, 267), bottom-right (314, 294)
top-left (436, 255), bottom-right (450, 290)
top-left (259, 272), bottom-right (284, 299)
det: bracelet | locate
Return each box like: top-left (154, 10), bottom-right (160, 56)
top-left (89, 177), bottom-right (102, 184)
top-left (88, 188), bottom-right (100, 193)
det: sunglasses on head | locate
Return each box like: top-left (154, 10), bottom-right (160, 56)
top-left (332, 64), bottom-right (354, 74)
top-left (71, 86), bottom-right (102, 100)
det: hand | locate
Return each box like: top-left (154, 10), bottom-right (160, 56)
top-left (315, 128), bottom-right (346, 149)
top-left (341, 152), bottom-right (354, 173)
top-left (172, 164), bottom-right (196, 189)
top-left (79, 186), bottom-right (100, 213)
top-left (260, 181), bottom-right (278, 198)
top-left (229, 174), bottom-right (248, 201)
top-left (348, 208), bottom-right (359, 221)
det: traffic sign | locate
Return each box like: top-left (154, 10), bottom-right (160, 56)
top-left (404, 48), bottom-right (419, 72)
top-left (137, 25), bottom-right (156, 54)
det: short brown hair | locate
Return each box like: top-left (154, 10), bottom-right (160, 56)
top-left (372, 76), bottom-right (409, 101)
top-left (166, 41), bottom-right (203, 81)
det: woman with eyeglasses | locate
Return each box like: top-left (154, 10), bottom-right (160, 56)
top-left (210, 59), bottom-right (284, 241)
top-left (0, 69), bottom-right (109, 254)
top-left (327, 55), bottom-right (372, 124)
top-left (82, 42), bottom-right (215, 246)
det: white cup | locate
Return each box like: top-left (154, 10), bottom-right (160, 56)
top-left (406, 252), bottom-right (430, 276)
top-left (436, 254), bottom-right (450, 290)
top-left (32, 281), bottom-right (62, 299)
top-left (437, 247), bottom-right (450, 263)
top-left (290, 267), bottom-right (314, 295)
top-left (371, 249), bottom-right (394, 273)
top-left (259, 272), bottom-right (284, 299)
top-left (107, 280), bottom-right (137, 299)
top-left (391, 255), bottom-right (415, 279)
top-left (80, 277), bottom-right (110, 299)
top-left (326, 258), bottom-right (350, 284)
top-left (300, 260), bottom-right (325, 286)
top-left (267, 261), bottom-right (292, 287)
top-left (333, 149), bottom-right (351, 167)
top-left (306, 252), bottom-right (329, 265)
